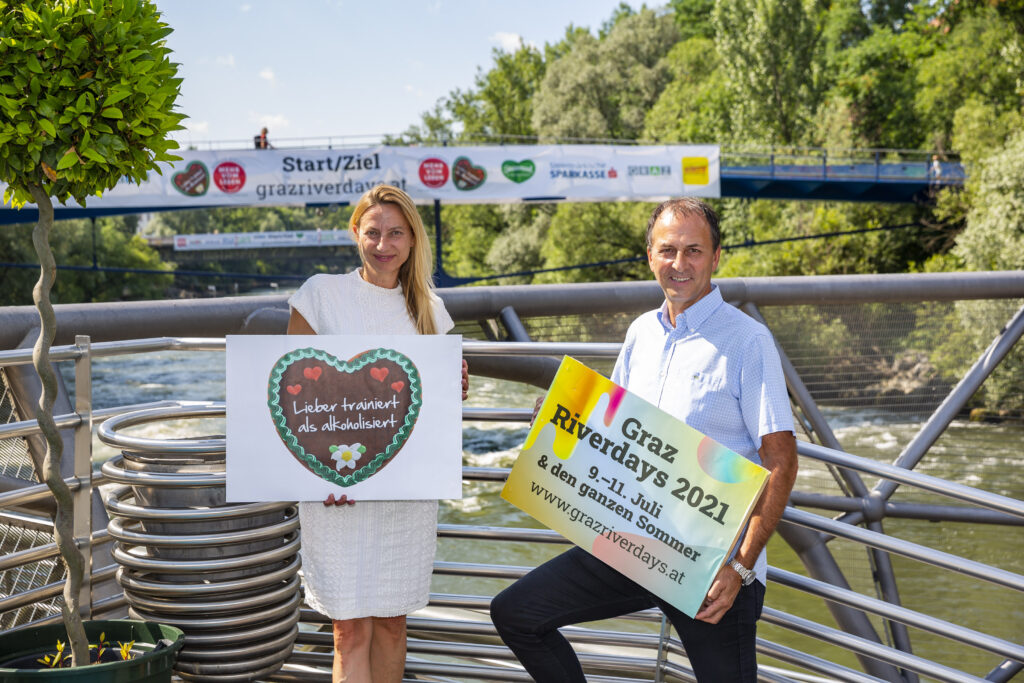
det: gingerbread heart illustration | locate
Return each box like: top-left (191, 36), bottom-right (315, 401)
top-left (173, 161), bottom-right (209, 196)
top-left (453, 156), bottom-right (486, 191)
top-left (267, 347), bottom-right (421, 487)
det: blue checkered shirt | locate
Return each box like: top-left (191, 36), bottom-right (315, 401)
top-left (611, 285), bottom-right (795, 583)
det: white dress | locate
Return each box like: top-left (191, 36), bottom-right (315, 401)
top-left (287, 270), bottom-right (454, 619)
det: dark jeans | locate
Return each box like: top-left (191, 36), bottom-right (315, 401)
top-left (491, 547), bottom-right (765, 682)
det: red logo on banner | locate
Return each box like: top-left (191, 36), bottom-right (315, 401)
top-left (419, 158), bottom-right (449, 189)
top-left (214, 162), bottom-right (246, 193)
top-left (608, 167), bottom-right (618, 179)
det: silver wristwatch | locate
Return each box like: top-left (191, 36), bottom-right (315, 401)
top-left (729, 559), bottom-right (755, 586)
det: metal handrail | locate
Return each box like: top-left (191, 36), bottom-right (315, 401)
top-left (2, 325), bottom-right (1022, 681)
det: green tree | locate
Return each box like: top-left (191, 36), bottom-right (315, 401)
top-left (448, 43), bottom-right (546, 141)
top-left (537, 202), bottom-right (654, 282)
top-left (915, 8), bottom-right (1021, 151)
top-left (439, 204), bottom-right (509, 278)
top-left (953, 130), bottom-right (1024, 271)
top-left (0, 0), bottom-right (184, 663)
top-left (642, 37), bottom-right (733, 143)
top-left (713, 0), bottom-right (826, 145)
top-left (829, 27), bottom-right (926, 148)
top-left (484, 204), bottom-right (554, 281)
top-left (669, 0), bottom-right (716, 41)
top-left (0, 216), bottom-right (172, 305)
top-left (532, 9), bottom-right (679, 141)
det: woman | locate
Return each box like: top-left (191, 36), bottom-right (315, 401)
top-left (287, 184), bottom-right (468, 682)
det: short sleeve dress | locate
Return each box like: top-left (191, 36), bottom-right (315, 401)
top-left (287, 270), bottom-right (455, 619)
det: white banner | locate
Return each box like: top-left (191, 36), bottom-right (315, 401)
top-left (1, 145), bottom-right (720, 214)
top-left (173, 228), bottom-right (354, 251)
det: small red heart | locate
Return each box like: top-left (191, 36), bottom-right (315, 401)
top-left (370, 367), bottom-right (389, 382)
top-left (390, 381), bottom-right (405, 393)
top-left (286, 384), bottom-right (302, 395)
top-left (303, 366), bottom-right (322, 381)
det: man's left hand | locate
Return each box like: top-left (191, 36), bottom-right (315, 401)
top-left (695, 564), bottom-right (742, 623)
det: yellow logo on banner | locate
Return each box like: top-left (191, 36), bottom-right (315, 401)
top-left (682, 157), bottom-right (709, 185)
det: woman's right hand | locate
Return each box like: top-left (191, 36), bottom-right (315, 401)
top-left (324, 493), bottom-right (355, 506)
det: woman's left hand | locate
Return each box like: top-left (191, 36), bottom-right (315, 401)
top-left (461, 359), bottom-right (469, 401)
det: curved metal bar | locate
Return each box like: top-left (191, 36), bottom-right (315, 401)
top-left (173, 624), bottom-right (298, 660)
top-left (104, 485), bottom-right (293, 521)
top-left (96, 401), bottom-right (226, 453)
top-left (112, 534), bottom-right (299, 572)
top-left (180, 607), bottom-right (302, 646)
top-left (101, 457), bottom-right (226, 487)
top-left (130, 592), bottom-right (300, 630)
top-left (125, 575), bottom-right (300, 614)
top-left (173, 650), bottom-right (295, 677)
top-left (116, 556), bottom-right (300, 597)
top-left (108, 513), bottom-right (298, 547)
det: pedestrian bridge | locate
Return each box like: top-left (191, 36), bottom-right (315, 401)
top-left (720, 149), bottom-right (963, 202)
top-left (0, 146), bottom-right (964, 228)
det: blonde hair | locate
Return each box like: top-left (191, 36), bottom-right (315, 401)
top-left (349, 184), bottom-right (437, 335)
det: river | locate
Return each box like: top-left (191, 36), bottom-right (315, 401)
top-left (74, 339), bottom-right (1024, 680)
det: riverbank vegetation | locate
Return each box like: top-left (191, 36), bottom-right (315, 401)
top-left (390, 0), bottom-right (1021, 286)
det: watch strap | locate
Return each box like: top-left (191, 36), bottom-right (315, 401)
top-left (729, 559), bottom-right (755, 586)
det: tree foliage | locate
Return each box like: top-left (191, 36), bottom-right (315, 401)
top-left (0, 0), bottom-right (185, 208)
top-left (0, 216), bottom-right (172, 305)
top-left (713, 0), bottom-right (826, 145)
top-left (532, 9), bottom-right (679, 141)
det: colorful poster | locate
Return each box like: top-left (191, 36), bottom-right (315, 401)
top-left (0, 145), bottom-right (720, 219)
top-left (502, 357), bottom-right (769, 617)
top-left (225, 334), bottom-right (463, 502)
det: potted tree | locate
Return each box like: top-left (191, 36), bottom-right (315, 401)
top-left (0, 0), bottom-right (187, 676)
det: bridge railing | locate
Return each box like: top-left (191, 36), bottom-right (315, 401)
top-left (1, 271), bottom-right (1022, 682)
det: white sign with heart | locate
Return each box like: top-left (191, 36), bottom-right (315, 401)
top-left (226, 334), bottom-right (463, 502)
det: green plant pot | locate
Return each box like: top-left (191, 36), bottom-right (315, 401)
top-left (0, 620), bottom-right (184, 683)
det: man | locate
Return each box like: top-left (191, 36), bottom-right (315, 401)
top-left (254, 127), bottom-right (272, 149)
top-left (491, 198), bottom-right (798, 682)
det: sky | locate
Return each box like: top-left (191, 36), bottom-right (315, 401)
top-left (157, 1), bottom-right (642, 149)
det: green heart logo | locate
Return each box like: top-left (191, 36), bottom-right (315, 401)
top-left (267, 347), bottom-right (421, 487)
top-left (502, 159), bottom-right (535, 183)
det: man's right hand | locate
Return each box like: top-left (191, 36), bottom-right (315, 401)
top-left (531, 396), bottom-right (544, 426)
top-left (324, 493), bottom-right (355, 506)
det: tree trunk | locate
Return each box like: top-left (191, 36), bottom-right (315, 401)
top-left (28, 184), bottom-right (90, 666)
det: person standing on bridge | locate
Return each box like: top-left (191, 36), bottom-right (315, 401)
top-left (491, 197), bottom-right (798, 682)
top-left (287, 184), bottom-right (469, 683)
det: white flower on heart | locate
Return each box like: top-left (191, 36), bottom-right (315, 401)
top-left (329, 443), bottom-right (366, 471)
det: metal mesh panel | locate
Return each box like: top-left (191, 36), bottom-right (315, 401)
top-left (501, 298), bottom-right (1024, 677)
top-left (0, 368), bottom-right (63, 629)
